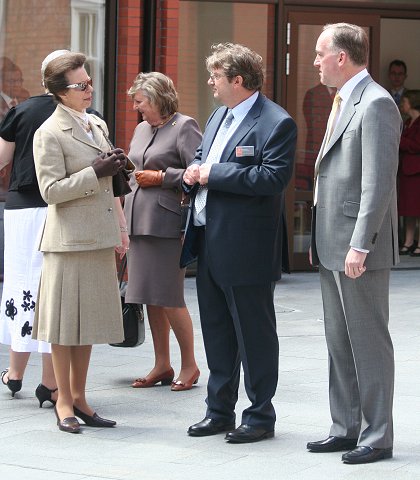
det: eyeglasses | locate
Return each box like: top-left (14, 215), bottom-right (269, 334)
top-left (209, 72), bottom-right (225, 82)
top-left (66, 77), bottom-right (93, 91)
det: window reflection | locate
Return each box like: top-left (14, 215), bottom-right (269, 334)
top-left (177, 1), bottom-right (275, 130)
top-left (0, 0), bottom-right (105, 200)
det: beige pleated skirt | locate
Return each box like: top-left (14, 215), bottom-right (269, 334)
top-left (33, 248), bottom-right (124, 346)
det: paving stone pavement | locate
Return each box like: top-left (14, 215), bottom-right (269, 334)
top-left (0, 268), bottom-right (419, 480)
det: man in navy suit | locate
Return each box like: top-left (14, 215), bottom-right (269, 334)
top-left (182, 43), bottom-right (296, 443)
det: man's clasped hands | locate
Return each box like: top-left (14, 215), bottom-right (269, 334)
top-left (183, 164), bottom-right (211, 186)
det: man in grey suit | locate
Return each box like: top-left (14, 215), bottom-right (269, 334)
top-left (181, 43), bottom-right (296, 443)
top-left (307, 24), bottom-right (402, 464)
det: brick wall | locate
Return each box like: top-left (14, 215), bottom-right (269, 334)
top-left (115, 0), bottom-right (143, 151)
top-left (156, 0), bottom-right (180, 84)
top-left (115, 0), bottom-right (182, 151)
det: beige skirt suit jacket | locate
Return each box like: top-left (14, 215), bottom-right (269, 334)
top-left (32, 104), bottom-right (124, 345)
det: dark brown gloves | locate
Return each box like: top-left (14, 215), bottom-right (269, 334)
top-left (92, 151), bottom-right (123, 178)
top-left (110, 148), bottom-right (129, 169)
top-left (135, 170), bottom-right (163, 187)
top-left (92, 148), bottom-right (132, 178)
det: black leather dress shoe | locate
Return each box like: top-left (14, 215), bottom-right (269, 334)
top-left (307, 436), bottom-right (358, 452)
top-left (188, 417), bottom-right (235, 437)
top-left (73, 406), bottom-right (116, 427)
top-left (225, 424), bottom-right (274, 443)
top-left (342, 446), bottom-right (393, 464)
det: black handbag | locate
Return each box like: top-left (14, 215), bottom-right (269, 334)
top-left (112, 169), bottom-right (132, 197)
top-left (109, 257), bottom-right (145, 348)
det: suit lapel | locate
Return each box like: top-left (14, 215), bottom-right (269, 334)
top-left (220, 93), bottom-right (264, 162)
top-left (318, 75), bottom-right (372, 161)
top-left (202, 107), bottom-right (227, 161)
top-left (55, 104), bottom-right (104, 152)
top-left (203, 93), bottom-right (264, 162)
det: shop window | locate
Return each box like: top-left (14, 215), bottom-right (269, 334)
top-left (0, 0), bottom-right (106, 202)
top-left (71, 0), bottom-right (105, 114)
top-left (177, 1), bottom-right (275, 130)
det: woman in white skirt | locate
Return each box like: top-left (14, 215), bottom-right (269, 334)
top-left (33, 52), bottom-right (129, 433)
top-left (0, 50), bottom-right (70, 404)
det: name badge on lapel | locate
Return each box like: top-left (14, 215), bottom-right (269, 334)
top-left (236, 146), bottom-right (254, 157)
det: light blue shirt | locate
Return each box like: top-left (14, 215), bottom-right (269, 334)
top-left (336, 68), bottom-right (369, 123)
top-left (194, 91), bottom-right (259, 226)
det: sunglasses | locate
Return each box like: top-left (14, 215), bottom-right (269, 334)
top-left (66, 77), bottom-right (93, 91)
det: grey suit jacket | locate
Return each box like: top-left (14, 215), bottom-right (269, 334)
top-left (124, 113), bottom-right (202, 238)
top-left (33, 103), bottom-right (121, 252)
top-left (313, 75), bottom-right (402, 271)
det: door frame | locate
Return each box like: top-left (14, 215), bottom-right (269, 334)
top-left (281, 9), bottom-right (382, 271)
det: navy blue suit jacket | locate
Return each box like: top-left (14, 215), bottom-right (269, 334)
top-left (181, 93), bottom-right (296, 286)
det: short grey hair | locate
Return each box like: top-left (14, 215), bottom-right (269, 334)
top-left (323, 23), bottom-right (369, 66)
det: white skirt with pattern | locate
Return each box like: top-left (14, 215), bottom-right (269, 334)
top-left (0, 208), bottom-right (50, 353)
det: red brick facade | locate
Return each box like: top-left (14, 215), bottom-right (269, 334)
top-left (115, 0), bottom-right (181, 151)
top-left (115, 0), bottom-right (144, 151)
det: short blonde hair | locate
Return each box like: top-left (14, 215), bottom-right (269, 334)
top-left (128, 72), bottom-right (178, 117)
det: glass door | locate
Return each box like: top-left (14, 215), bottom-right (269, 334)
top-left (285, 11), bottom-right (380, 270)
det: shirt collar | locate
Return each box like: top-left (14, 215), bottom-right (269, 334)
top-left (1, 91), bottom-right (13, 106)
top-left (338, 68), bottom-right (369, 103)
top-left (391, 87), bottom-right (404, 96)
top-left (231, 90), bottom-right (259, 123)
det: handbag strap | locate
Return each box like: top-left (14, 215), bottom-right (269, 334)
top-left (97, 124), bottom-right (115, 150)
top-left (118, 255), bottom-right (128, 287)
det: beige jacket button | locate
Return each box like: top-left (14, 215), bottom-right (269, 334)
top-left (107, 207), bottom-right (113, 212)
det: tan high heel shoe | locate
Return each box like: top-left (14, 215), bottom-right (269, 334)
top-left (131, 367), bottom-right (175, 388)
top-left (171, 368), bottom-right (200, 391)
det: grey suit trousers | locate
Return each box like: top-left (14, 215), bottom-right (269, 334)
top-left (319, 264), bottom-right (394, 448)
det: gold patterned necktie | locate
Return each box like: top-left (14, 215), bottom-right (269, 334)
top-left (326, 93), bottom-right (342, 143)
top-left (314, 93), bottom-right (342, 205)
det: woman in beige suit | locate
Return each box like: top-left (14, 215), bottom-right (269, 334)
top-left (124, 72), bottom-right (201, 391)
top-left (33, 52), bottom-right (129, 433)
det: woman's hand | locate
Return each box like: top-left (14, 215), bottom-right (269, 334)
top-left (135, 170), bottom-right (163, 187)
top-left (115, 231), bottom-right (130, 259)
top-left (108, 148), bottom-right (129, 169)
top-left (92, 152), bottom-right (123, 178)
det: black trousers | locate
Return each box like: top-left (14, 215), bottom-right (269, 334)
top-left (196, 228), bottom-right (279, 429)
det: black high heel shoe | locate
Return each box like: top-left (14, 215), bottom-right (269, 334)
top-left (399, 243), bottom-right (415, 255)
top-left (73, 406), bottom-right (116, 428)
top-left (1, 369), bottom-right (22, 397)
top-left (35, 383), bottom-right (58, 408)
